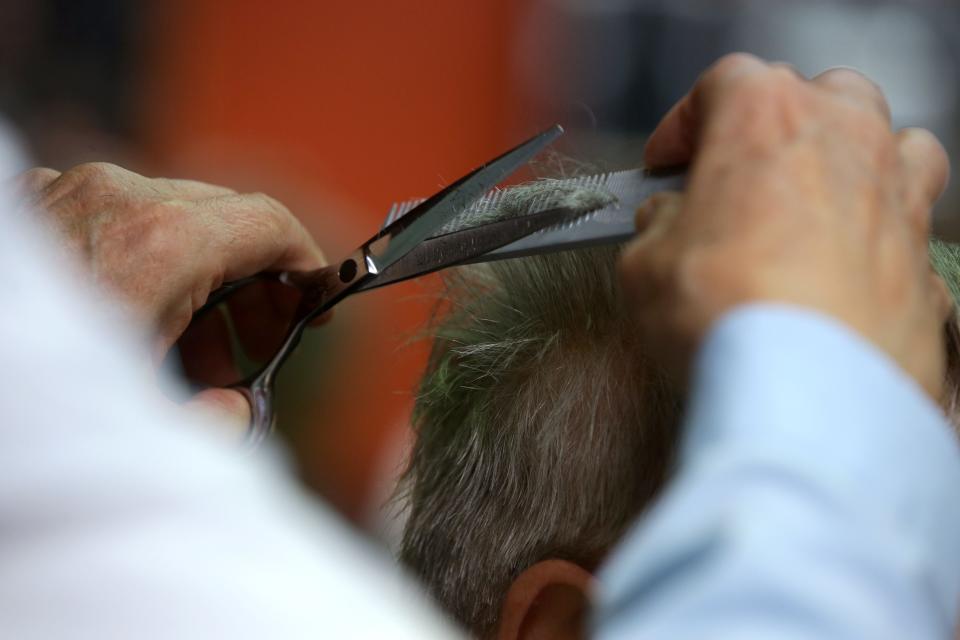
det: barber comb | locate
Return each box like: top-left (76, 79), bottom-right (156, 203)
top-left (380, 168), bottom-right (687, 265)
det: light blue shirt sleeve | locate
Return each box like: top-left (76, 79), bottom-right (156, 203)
top-left (595, 304), bottom-right (960, 639)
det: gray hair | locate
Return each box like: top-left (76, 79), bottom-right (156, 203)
top-left (396, 180), bottom-right (682, 636)
top-left (929, 239), bottom-right (960, 427)
top-left (397, 185), bottom-right (960, 636)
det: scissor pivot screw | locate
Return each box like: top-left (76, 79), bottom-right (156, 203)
top-left (338, 259), bottom-right (358, 283)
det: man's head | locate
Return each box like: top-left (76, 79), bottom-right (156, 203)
top-left (397, 180), bottom-right (960, 638)
top-left (396, 181), bottom-right (682, 638)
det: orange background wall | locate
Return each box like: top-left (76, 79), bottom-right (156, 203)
top-left (141, 1), bottom-right (543, 517)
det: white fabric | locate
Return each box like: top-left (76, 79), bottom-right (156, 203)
top-left (0, 135), bottom-right (458, 638)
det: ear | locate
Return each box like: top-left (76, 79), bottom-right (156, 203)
top-left (495, 559), bottom-right (595, 640)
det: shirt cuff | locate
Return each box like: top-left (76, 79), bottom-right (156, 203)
top-left (683, 304), bottom-right (960, 610)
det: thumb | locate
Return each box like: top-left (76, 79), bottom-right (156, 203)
top-left (634, 191), bottom-right (685, 236)
top-left (620, 190), bottom-right (686, 304)
top-left (185, 388), bottom-right (251, 438)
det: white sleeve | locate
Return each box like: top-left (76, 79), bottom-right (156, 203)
top-left (596, 305), bottom-right (960, 639)
top-left (0, 136), bottom-right (459, 639)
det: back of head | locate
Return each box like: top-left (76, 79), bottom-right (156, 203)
top-left (397, 180), bottom-right (682, 636)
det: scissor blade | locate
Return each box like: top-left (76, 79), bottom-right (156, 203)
top-left (357, 205), bottom-right (595, 291)
top-left (366, 125), bottom-right (563, 273)
top-left (366, 168), bottom-right (687, 290)
top-left (478, 168), bottom-right (686, 261)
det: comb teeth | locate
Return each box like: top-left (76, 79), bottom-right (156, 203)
top-left (537, 207), bottom-right (604, 236)
top-left (380, 170), bottom-right (639, 229)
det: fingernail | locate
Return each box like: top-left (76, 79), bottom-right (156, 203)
top-left (635, 199), bottom-right (656, 233)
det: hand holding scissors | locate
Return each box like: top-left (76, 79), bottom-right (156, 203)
top-left (189, 126), bottom-right (686, 443)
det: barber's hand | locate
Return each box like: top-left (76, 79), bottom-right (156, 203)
top-left (621, 54), bottom-right (952, 398)
top-left (15, 162), bottom-right (327, 421)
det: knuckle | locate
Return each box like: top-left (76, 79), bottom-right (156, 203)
top-left (725, 67), bottom-right (803, 118)
top-left (58, 162), bottom-right (124, 199)
top-left (899, 128), bottom-right (950, 205)
top-left (699, 53), bottom-right (768, 100)
top-left (911, 126), bottom-right (943, 149)
top-left (708, 52), bottom-right (764, 81)
top-left (68, 162), bottom-right (120, 184)
top-left (17, 167), bottom-right (60, 194)
top-left (817, 67), bottom-right (890, 118)
top-left (719, 70), bottom-right (807, 142)
top-left (820, 66), bottom-right (873, 88)
top-left (902, 127), bottom-right (946, 158)
top-left (845, 69), bottom-right (886, 102)
top-left (902, 127), bottom-right (950, 169)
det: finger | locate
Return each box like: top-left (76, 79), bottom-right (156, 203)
top-left (931, 271), bottom-right (954, 324)
top-left (193, 193), bottom-right (328, 280)
top-left (812, 67), bottom-right (892, 123)
top-left (898, 128), bottom-right (950, 206)
top-left (634, 191), bottom-right (684, 235)
top-left (644, 53), bottom-right (770, 168)
top-left (184, 388), bottom-right (251, 437)
top-left (620, 192), bottom-right (685, 299)
top-left (897, 128), bottom-right (950, 241)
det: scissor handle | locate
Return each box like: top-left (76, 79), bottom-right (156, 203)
top-left (189, 267), bottom-right (339, 444)
top-left (234, 370), bottom-right (276, 448)
top-left (233, 291), bottom-right (322, 444)
top-left (194, 273), bottom-right (282, 318)
top-left (187, 274), bottom-right (284, 443)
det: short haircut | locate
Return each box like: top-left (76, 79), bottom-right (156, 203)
top-left (396, 180), bottom-right (682, 636)
top-left (398, 185), bottom-right (960, 636)
top-left (929, 239), bottom-right (960, 426)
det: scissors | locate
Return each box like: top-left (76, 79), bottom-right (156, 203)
top-left (192, 125), bottom-right (686, 444)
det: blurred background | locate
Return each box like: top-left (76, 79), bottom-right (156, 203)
top-left (2, 0), bottom-right (958, 535)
